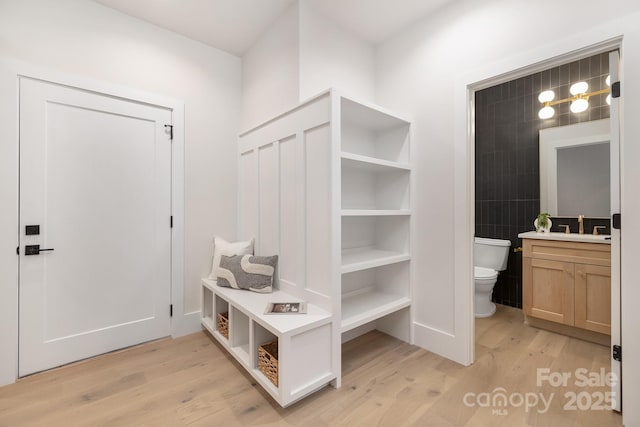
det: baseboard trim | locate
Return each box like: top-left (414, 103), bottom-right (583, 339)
top-left (172, 310), bottom-right (202, 337)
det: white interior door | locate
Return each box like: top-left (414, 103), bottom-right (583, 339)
top-left (19, 78), bottom-right (172, 376)
top-left (609, 50), bottom-right (622, 412)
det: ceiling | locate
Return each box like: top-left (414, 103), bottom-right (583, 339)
top-left (306, 0), bottom-right (453, 45)
top-left (94, 0), bottom-right (454, 56)
top-left (93, 0), bottom-right (296, 56)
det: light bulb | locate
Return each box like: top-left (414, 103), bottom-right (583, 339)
top-left (570, 98), bottom-right (589, 113)
top-left (570, 81), bottom-right (589, 95)
top-left (606, 75), bottom-right (611, 86)
top-left (538, 90), bottom-right (555, 103)
top-left (538, 106), bottom-right (555, 119)
top-left (606, 94), bottom-right (612, 105)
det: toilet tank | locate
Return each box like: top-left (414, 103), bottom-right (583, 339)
top-left (474, 237), bottom-right (511, 271)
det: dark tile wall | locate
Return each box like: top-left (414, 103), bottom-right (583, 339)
top-left (475, 52), bottom-right (612, 309)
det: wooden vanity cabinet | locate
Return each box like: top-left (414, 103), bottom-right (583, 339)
top-left (523, 257), bottom-right (575, 325)
top-left (574, 264), bottom-right (611, 335)
top-left (522, 239), bottom-right (611, 336)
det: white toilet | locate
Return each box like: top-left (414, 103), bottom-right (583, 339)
top-left (474, 237), bottom-right (511, 318)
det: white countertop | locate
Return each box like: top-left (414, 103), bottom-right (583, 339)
top-left (518, 231), bottom-right (611, 244)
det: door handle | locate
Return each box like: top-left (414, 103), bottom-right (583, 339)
top-left (24, 245), bottom-right (55, 255)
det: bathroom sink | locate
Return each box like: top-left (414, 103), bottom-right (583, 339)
top-left (517, 231), bottom-right (611, 244)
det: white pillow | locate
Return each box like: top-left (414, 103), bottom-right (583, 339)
top-left (208, 237), bottom-right (254, 280)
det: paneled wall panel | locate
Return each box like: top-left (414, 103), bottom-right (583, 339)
top-left (238, 93), bottom-right (331, 309)
top-left (279, 135), bottom-right (305, 290)
top-left (305, 124), bottom-right (332, 298)
top-left (258, 143), bottom-right (278, 255)
top-left (238, 150), bottom-right (258, 242)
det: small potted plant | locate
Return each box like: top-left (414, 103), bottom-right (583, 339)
top-left (535, 212), bottom-right (552, 233)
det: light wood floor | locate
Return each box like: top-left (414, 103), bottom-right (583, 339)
top-left (0, 305), bottom-right (622, 426)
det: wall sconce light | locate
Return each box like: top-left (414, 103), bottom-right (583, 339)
top-left (537, 76), bottom-right (611, 119)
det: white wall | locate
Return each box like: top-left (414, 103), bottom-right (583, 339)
top-left (0, 60), bottom-right (19, 388)
top-left (299, 0), bottom-right (375, 103)
top-left (241, 2), bottom-right (299, 131)
top-left (376, 0), bottom-right (640, 423)
top-left (0, 0), bottom-right (241, 386)
top-left (240, 0), bottom-right (375, 130)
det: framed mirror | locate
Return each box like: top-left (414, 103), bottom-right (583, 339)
top-left (539, 119), bottom-right (610, 218)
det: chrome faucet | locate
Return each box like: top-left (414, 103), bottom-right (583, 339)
top-left (578, 215), bottom-right (584, 235)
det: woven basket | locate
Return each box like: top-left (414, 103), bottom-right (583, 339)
top-left (258, 340), bottom-right (279, 387)
top-left (217, 312), bottom-right (229, 339)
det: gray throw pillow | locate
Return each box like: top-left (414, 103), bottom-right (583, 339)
top-left (216, 254), bottom-right (278, 293)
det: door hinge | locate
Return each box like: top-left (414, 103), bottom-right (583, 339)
top-left (612, 213), bottom-right (621, 230)
top-left (16, 246), bottom-right (19, 255)
top-left (612, 81), bottom-right (621, 99)
top-left (613, 344), bottom-right (622, 362)
top-left (170, 216), bottom-right (173, 228)
top-left (164, 124), bottom-right (173, 140)
top-left (170, 304), bottom-right (173, 317)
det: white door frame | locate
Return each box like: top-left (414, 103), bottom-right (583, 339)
top-left (468, 45), bottom-right (622, 406)
top-left (462, 35), bottom-right (622, 356)
top-left (0, 58), bottom-right (187, 385)
top-left (455, 33), bottom-right (624, 404)
top-left (453, 35), bottom-right (624, 368)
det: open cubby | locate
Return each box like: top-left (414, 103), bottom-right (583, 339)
top-left (253, 322), bottom-right (278, 369)
top-left (214, 295), bottom-right (229, 340)
top-left (341, 215), bottom-right (410, 273)
top-left (341, 160), bottom-right (409, 211)
top-left (202, 286), bottom-right (214, 331)
top-left (253, 321), bottom-right (279, 391)
top-left (230, 307), bottom-right (250, 365)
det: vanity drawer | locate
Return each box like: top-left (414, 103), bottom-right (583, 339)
top-left (522, 239), bottom-right (610, 267)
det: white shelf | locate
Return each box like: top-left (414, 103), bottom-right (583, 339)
top-left (341, 152), bottom-right (410, 172)
top-left (341, 209), bottom-right (410, 216)
top-left (341, 248), bottom-right (410, 274)
top-left (341, 288), bottom-right (411, 333)
top-left (341, 97), bottom-right (411, 131)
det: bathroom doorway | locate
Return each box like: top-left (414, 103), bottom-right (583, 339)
top-left (470, 46), bottom-right (622, 410)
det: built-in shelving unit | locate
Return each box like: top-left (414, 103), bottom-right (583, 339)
top-left (204, 90), bottom-right (412, 408)
top-left (339, 95), bottom-right (412, 342)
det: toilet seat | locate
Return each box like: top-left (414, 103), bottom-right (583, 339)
top-left (474, 266), bottom-right (498, 280)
